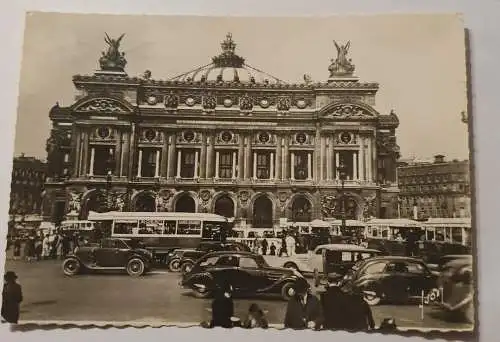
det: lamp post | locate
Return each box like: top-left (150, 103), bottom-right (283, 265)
top-left (337, 161), bottom-right (348, 236)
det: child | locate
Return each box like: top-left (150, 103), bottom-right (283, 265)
top-left (243, 303), bottom-right (268, 329)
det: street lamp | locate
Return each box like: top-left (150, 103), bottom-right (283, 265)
top-left (337, 161), bottom-right (348, 236)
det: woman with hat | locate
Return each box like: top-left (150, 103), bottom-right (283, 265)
top-left (1, 271), bottom-right (23, 324)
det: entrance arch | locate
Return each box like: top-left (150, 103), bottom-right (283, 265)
top-left (80, 189), bottom-right (107, 219)
top-left (291, 195), bottom-right (312, 222)
top-left (214, 195), bottom-right (235, 218)
top-left (175, 193), bottom-right (196, 213)
top-left (252, 195), bottom-right (273, 228)
top-left (134, 192), bottom-right (156, 212)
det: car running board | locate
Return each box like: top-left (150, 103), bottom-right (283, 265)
top-left (87, 266), bottom-right (126, 270)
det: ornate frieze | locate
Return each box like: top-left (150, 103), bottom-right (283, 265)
top-left (164, 92), bottom-right (179, 109)
top-left (75, 98), bottom-right (130, 114)
top-left (176, 130), bottom-right (201, 144)
top-left (335, 131), bottom-right (358, 145)
top-left (325, 103), bottom-right (375, 118)
top-left (239, 95), bottom-right (253, 111)
top-left (290, 132), bottom-right (314, 146)
top-left (253, 131), bottom-right (276, 145)
top-left (215, 130), bottom-right (239, 145)
top-left (203, 95), bottom-right (217, 111)
top-left (138, 128), bottom-right (163, 144)
top-left (90, 126), bottom-right (117, 143)
top-left (276, 96), bottom-right (291, 111)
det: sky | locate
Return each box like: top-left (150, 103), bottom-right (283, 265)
top-left (13, 12), bottom-right (469, 161)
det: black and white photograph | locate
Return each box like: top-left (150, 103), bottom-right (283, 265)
top-left (1, 12), bottom-right (474, 338)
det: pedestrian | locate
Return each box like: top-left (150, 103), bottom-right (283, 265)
top-left (209, 281), bottom-right (235, 328)
top-left (1, 271), bottom-right (23, 324)
top-left (242, 303), bottom-right (269, 329)
top-left (42, 234), bottom-right (50, 260)
top-left (24, 235), bottom-right (35, 262)
top-left (13, 237), bottom-right (21, 261)
top-left (261, 238), bottom-right (268, 256)
top-left (34, 237), bottom-right (42, 261)
top-left (269, 243), bottom-right (276, 256)
top-left (61, 234), bottom-right (70, 259)
top-left (286, 234), bottom-right (296, 257)
top-left (283, 282), bottom-right (323, 330)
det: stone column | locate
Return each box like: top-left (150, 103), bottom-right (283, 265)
top-left (121, 130), bottom-right (130, 177)
top-left (327, 136), bottom-right (333, 180)
top-left (89, 147), bottom-right (95, 176)
top-left (320, 135), bottom-right (326, 181)
top-left (283, 135), bottom-right (289, 179)
top-left (276, 135), bottom-right (282, 180)
top-left (353, 152), bottom-right (358, 180)
top-left (115, 131), bottom-right (122, 176)
top-left (245, 134), bottom-right (253, 179)
top-left (314, 126), bottom-right (320, 182)
top-left (253, 152), bottom-right (257, 179)
top-left (307, 152), bottom-right (312, 180)
top-left (215, 151), bottom-right (220, 178)
top-left (154, 149), bottom-right (160, 178)
top-left (160, 131), bottom-right (168, 177)
top-left (290, 152), bottom-right (295, 180)
top-left (238, 134), bottom-right (244, 179)
top-left (270, 152), bottom-right (274, 179)
top-left (335, 151), bottom-right (340, 180)
top-left (128, 123), bottom-right (137, 179)
top-left (194, 150), bottom-right (199, 178)
top-left (359, 137), bottom-right (365, 181)
top-left (137, 149), bottom-right (143, 177)
top-left (176, 150), bottom-right (182, 178)
top-left (232, 151), bottom-right (237, 179)
top-left (207, 135), bottom-right (214, 178)
top-left (81, 130), bottom-right (89, 176)
top-left (73, 129), bottom-right (81, 177)
top-left (200, 132), bottom-right (207, 178)
top-left (167, 134), bottom-right (176, 178)
top-left (367, 137), bottom-right (372, 182)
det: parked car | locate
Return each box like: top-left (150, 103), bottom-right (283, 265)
top-left (437, 257), bottom-right (474, 323)
top-left (264, 244), bottom-right (381, 276)
top-left (166, 248), bottom-right (194, 272)
top-left (179, 241), bottom-right (250, 273)
top-left (340, 256), bottom-right (438, 306)
top-left (427, 254), bottom-right (472, 275)
top-left (180, 251), bottom-right (309, 301)
top-left (62, 238), bottom-right (154, 277)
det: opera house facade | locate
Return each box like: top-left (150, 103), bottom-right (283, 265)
top-left (42, 33), bottom-right (401, 231)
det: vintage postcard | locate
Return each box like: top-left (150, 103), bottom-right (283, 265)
top-left (2, 12), bottom-right (475, 339)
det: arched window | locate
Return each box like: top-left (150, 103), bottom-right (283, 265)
top-left (175, 194), bottom-right (196, 213)
top-left (253, 195), bottom-right (273, 228)
top-left (291, 196), bottom-right (312, 222)
top-left (134, 193), bottom-right (156, 212)
top-left (214, 195), bottom-right (235, 218)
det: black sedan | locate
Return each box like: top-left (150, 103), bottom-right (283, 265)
top-left (341, 256), bottom-right (438, 305)
top-left (180, 251), bottom-right (309, 301)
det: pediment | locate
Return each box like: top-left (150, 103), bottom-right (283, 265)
top-left (72, 97), bottom-right (134, 114)
top-left (319, 101), bottom-right (379, 119)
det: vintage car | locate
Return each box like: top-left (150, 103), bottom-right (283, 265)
top-left (62, 238), bottom-right (154, 277)
top-left (427, 254), bottom-right (472, 275)
top-left (340, 256), bottom-right (438, 306)
top-left (437, 257), bottom-right (474, 323)
top-left (180, 251), bottom-right (309, 301)
top-left (178, 241), bottom-right (251, 274)
top-left (264, 244), bottom-right (381, 275)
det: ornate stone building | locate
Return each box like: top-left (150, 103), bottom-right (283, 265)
top-left (42, 33), bottom-right (401, 230)
top-left (9, 154), bottom-right (47, 229)
top-left (397, 155), bottom-right (471, 219)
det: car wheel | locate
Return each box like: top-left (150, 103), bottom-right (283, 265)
top-left (192, 276), bottom-right (213, 298)
top-left (127, 258), bottom-right (145, 277)
top-left (281, 282), bottom-right (297, 301)
top-left (363, 290), bottom-right (382, 306)
top-left (62, 257), bottom-right (81, 276)
top-left (168, 258), bottom-right (181, 272)
top-left (181, 261), bottom-right (195, 274)
top-left (283, 262), bottom-right (299, 271)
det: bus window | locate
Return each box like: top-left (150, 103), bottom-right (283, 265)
top-left (163, 221), bottom-right (176, 235)
top-left (372, 227), bottom-right (378, 238)
top-left (426, 229), bottom-right (435, 241)
top-left (452, 227), bottom-right (463, 244)
top-left (435, 227), bottom-right (445, 241)
top-left (114, 222), bottom-right (135, 235)
top-left (138, 220), bottom-right (154, 234)
top-left (381, 228), bottom-right (389, 239)
top-left (445, 227), bottom-right (452, 242)
top-left (178, 220), bottom-right (201, 235)
top-left (153, 221), bottom-right (164, 234)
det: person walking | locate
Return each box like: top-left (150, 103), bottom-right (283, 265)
top-left (1, 271), bottom-right (23, 324)
top-left (283, 282), bottom-right (323, 330)
top-left (24, 235), bottom-right (35, 262)
top-left (34, 236), bottom-right (42, 261)
top-left (13, 237), bottom-right (21, 261)
top-left (41, 234), bottom-right (50, 260)
top-left (209, 282), bottom-right (235, 328)
top-left (261, 238), bottom-right (268, 256)
top-left (285, 234), bottom-right (296, 257)
top-left (269, 243), bottom-right (276, 256)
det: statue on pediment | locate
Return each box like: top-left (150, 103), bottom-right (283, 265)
top-left (99, 33), bottom-right (127, 72)
top-left (329, 40), bottom-right (355, 77)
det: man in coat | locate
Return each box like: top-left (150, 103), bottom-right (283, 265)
top-left (284, 282), bottom-right (323, 330)
top-left (1, 271), bottom-right (23, 324)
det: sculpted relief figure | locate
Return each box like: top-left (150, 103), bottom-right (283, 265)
top-left (329, 40), bottom-right (355, 77)
top-left (68, 192), bottom-right (82, 213)
top-left (321, 194), bottom-right (337, 218)
top-left (99, 33), bottom-right (127, 71)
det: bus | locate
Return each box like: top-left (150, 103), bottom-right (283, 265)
top-left (364, 218), bottom-right (471, 262)
top-left (87, 211), bottom-right (233, 263)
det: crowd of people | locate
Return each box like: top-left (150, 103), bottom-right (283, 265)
top-left (202, 278), bottom-right (394, 332)
top-left (5, 230), bottom-right (89, 262)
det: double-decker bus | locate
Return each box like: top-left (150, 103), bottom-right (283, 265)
top-left (87, 211), bottom-right (233, 264)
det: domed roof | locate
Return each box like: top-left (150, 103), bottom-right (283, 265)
top-left (169, 33), bottom-right (286, 85)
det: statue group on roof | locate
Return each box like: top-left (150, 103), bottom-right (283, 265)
top-left (328, 40), bottom-right (356, 77)
top-left (99, 33), bottom-right (127, 72)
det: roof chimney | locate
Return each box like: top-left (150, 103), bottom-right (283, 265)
top-left (434, 154), bottom-right (445, 163)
